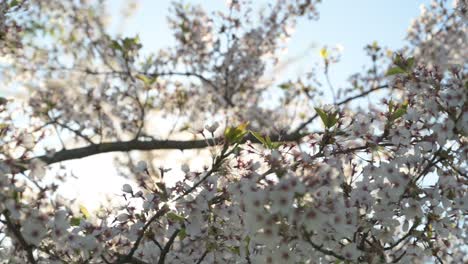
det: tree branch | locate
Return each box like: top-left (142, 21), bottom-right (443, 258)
top-left (157, 229), bottom-right (180, 264)
top-left (118, 205), bottom-right (170, 263)
top-left (9, 84), bottom-right (390, 173)
top-left (195, 250), bottom-right (209, 264)
top-left (303, 230), bottom-right (345, 261)
top-left (13, 132), bottom-right (306, 172)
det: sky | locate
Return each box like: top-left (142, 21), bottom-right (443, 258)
top-left (56, 0), bottom-right (434, 210)
top-left (107, 0), bottom-right (432, 89)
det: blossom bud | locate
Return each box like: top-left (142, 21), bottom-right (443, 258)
top-left (21, 133), bottom-right (35, 149)
top-left (181, 163), bottom-right (190, 173)
top-left (116, 213), bottom-right (130, 222)
top-left (205, 121), bottom-right (219, 133)
top-left (136, 160), bottom-right (148, 173)
top-left (122, 184), bottom-right (133, 194)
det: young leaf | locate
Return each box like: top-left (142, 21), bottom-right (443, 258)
top-left (228, 246), bottom-right (240, 255)
top-left (270, 142), bottom-right (281, 149)
top-left (388, 99), bottom-right (394, 113)
top-left (136, 74), bottom-right (155, 86)
top-left (320, 47), bottom-right (329, 59)
top-left (13, 190), bottom-right (19, 202)
top-left (328, 112), bottom-right (339, 128)
top-left (388, 100), bottom-right (408, 122)
top-left (279, 83), bottom-right (292, 90)
top-left (391, 104), bottom-right (408, 121)
top-left (265, 135), bottom-right (272, 147)
top-left (9, 0), bottom-right (20, 8)
top-left (70, 217), bottom-right (81, 226)
top-left (315, 107), bottom-right (329, 128)
top-left (178, 228), bottom-right (187, 240)
top-left (79, 204), bottom-right (90, 219)
top-left (167, 212), bottom-right (185, 223)
top-left (386, 67), bottom-right (406, 76)
top-left (110, 40), bottom-right (122, 51)
top-left (406, 57), bottom-right (415, 69)
top-left (224, 123), bottom-right (249, 144)
top-left (250, 131), bottom-right (268, 146)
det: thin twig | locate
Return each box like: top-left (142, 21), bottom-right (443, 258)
top-left (119, 205), bottom-right (170, 263)
top-left (157, 229), bottom-right (180, 264)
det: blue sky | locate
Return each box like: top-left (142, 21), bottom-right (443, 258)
top-left (107, 0), bottom-right (431, 89)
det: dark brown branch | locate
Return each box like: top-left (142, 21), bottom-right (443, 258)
top-left (195, 250), bottom-right (209, 264)
top-left (14, 132), bottom-right (305, 172)
top-left (391, 251), bottom-right (407, 263)
top-left (50, 118), bottom-right (95, 145)
top-left (157, 229), bottom-right (180, 264)
top-left (150, 237), bottom-right (163, 251)
top-left (68, 67), bottom-right (235, 107)
top-left (114, 254), bottom-right (148, 264)
top-left (118, 205), bottom-right (170, 263)
top-left (303, 230), bottom-right (345, 261)
top-left (384, 219), bottom-right (420, 251)
top-left (173, 144), bottom-right (232, 201)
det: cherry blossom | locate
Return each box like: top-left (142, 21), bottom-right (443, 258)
top-left (0, 0), bottom-right (466, 263)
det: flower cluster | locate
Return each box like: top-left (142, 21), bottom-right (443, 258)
top-left (0, 0), bottom-right (466, 263)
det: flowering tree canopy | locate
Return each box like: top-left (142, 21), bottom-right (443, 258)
top-left (0, 0), bottom-right (467, 263)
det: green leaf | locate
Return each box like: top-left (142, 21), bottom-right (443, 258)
top-left (428, 223), bottom-right (433, 236)
top-left (406, 57), bottom-right (415, 69)
top-left (178, 228), bottom-right (187, 240)
top-left (228, 246), bottom-right (240, 255)
top-left (315, 107), bottom-right (339, 129)
top-left (250, 131), bottom-right (268, 146)
top-left (224, 123), bottom-right (248, 144)
top-left (167, 212), bottom-right (185, 223)
top-left (9, 0), bottom-right (19, 8)
top-left (135, 74), bottom-right (155, 86)
top-left (13, 190), bottom-right (19, 202)
top-left (320, 47), bottom-right (329, 59)
top-left (70, 217), bottom-right (81, 226)
top-left (250, 131), bottom-right (281, 149)
top-left (390, 101), bottom-right (408, 121)
top-left (279, 83), bottom-right (292, 90)
top-left (328, 112), bottom-right (339, 128)
top-left (123, 36), bottom-right (141, 50)
top-left (270, 142), bottom-right (281, 149)
top-left (110, 40), bottom-right (122, 51)
top-left (79, 204), bottom-right (90, 219)
top-left (388, 99), bottom-right (394, 113)
top-left (391, 108), bottom-right (407, 121)
top-left (265, 135), bottom-right (272, 146)
top-left (393, 53), bottom-right (405, 67)
top-left (314, 107), bottom-right (329, 128)
top-left (386, 67), bottom-right (406, 76)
